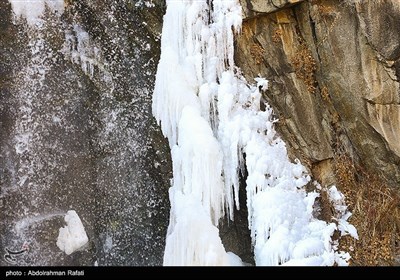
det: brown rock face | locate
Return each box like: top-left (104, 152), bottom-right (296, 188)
top-left (236, 0), bottom-right (400, 187)
top-left (235, 0), bottom-right (400, 265)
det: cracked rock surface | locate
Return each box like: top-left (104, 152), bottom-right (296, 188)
top-left (236, 0), bottom-right (400, 187)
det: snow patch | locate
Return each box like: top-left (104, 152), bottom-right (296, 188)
top-left (56, 210), bottom-right (88, 255)
top-left (9, 0), bottom-right (64, 26)
top-left (328, 185), bottom-right (359, 240)
top-left (254, 77), bottom-right (269, 92)
top-left (135, 0), bottom-right (155, 8)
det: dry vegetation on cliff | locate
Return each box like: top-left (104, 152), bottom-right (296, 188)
top-left (334, 154), bottom-right (400, 266)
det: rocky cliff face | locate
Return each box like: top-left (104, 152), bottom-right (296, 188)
top-left (237, 0), bottom-right (400, 186)
top-left (236, 0), bottom-right (400, 265)
top-left (0, 0), bottom-right (171, 266)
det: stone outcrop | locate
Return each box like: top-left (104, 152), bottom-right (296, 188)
top-left (236, 0), bottom-right (400, 188)
top-left (235, 0), bottom-right (400, 265)
top-left (240, 0), bottom-right (304, 18)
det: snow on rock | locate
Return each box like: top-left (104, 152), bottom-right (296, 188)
top-left (8, 0), bottom-right (64, 26)
top-left (153, 0), bottom-right (357, 266)
top-left (328, 186), bottom-right (359, 240)
top-left (254, 77), bottom-right (269, 92)
top-left (56, 210), bottom-right (89, 255)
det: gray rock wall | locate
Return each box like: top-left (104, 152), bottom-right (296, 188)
top-left (0, 0), bottom-right (171, 266)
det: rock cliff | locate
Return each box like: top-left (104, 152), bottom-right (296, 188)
top-left (235, 0), bottom-right (399, 265)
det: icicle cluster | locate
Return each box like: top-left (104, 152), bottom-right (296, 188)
top-left (153, 0), bottom-right (357, 266)
top-left (63, 24), bottom-right (106, 78)
top-left (153, 0), bottom-right (241, 265)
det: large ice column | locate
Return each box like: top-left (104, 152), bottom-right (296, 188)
top-left (153, 0), bottom-right (245, 266)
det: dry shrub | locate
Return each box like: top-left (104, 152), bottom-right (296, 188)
top-left (272, 28), bottom-right (282, 43)
top-left (313, 1), bottom-right (341, 47)
top-left (317, 3), bottom-right (337, 17)
top-left (334, 154), bottom-right (400, 266)
top-left (250, 43), bottom-right (265, 65)
top-left (321, 86), bottom-right (330, 102)
top-left (291, 45), bottom-right (317, 93)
